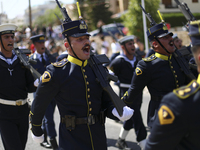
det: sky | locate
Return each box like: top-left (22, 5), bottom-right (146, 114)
top-left (0, 0), bottom-right (74, 19)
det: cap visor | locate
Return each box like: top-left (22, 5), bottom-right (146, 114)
top-left (157, 32), bottom-right (173, 38)
top-left (71, 32), bottom-right (91, 37)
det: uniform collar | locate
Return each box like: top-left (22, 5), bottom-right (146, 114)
top-left (197, 74), bottom-right (200, 84)
top-left (68, 55), bottom-right (87, 67)
top-left (155, 52), bottom-right (172, 60)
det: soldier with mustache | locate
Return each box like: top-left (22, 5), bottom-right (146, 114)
top-left (29, 17), bottom-right (134, 150)
top-left (145, 19), bottom-right (200, 150)
top-left (122, 23), bottom-right (191, 149)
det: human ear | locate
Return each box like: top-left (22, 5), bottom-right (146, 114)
top-left (64, 42), bottom-right (69, 48)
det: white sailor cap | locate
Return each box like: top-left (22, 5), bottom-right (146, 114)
top-left (0, 24), bottom-right (17, 35)
top-left (118, 35), bottom-right (135, 44)
top-left (172, 33), bottom-right (178, 40)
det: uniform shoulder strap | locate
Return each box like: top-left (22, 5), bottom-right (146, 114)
top-left (173, 80), bottom-right (200, 99)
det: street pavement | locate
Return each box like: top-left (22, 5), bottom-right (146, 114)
top-left (0, 81), bottom-right (150, 150)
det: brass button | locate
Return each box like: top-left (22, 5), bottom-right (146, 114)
top-left (173, 71), bottom-right (176, 73)
top-left (171, 66), bottom-right (173, 68)
top-left (89, 101), bottom-right (91, 105)
top-left (88, 95), bottom-right (90, 98)
top-left (87, 82), bottom-right (89, 85)
top-left (175, 75), bottom-right (177, 78)
top-left (89, 114), bottom-right (92, 116)
top-left (85, 75), bottom-right (87, 78)
top-left (176, 80), bottom-right (178, 83)
top-left (89, 108), bottom-right (92, 111)
top-left (83, 69), bottom-right (85, 72)
top-left (87, 88), bottom-right (90, 92)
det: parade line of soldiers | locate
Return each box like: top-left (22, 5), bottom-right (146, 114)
top-left (0, 1), bottom-right (200, 150)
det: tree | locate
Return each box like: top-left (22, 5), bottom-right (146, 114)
top-left (33, 5), bottom-right (64, 28)
top-left (75, 0), bottom-right (113, 31)
top-left (122, 0), bottom-right (160, 44)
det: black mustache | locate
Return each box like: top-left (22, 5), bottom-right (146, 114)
top-left (82, 44), bottom-right (90, 50)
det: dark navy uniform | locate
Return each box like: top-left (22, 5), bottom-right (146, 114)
top-left (110, 54), bottom-right (147, 142)
top-left (0, 51), bottom-right (36, 149)
top-left (29, 51), bottom-right (57, 137)
top-left (123, 52), bottom-right (189, 127)
top-left (31, 55), bottom-right (117, 150)
top-left (29, 34), bottom-right (57, 147)
top-left (145, 77), bottom-right (200, 150)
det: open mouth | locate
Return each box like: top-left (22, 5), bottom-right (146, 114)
top-left (169, 41), bottom-right (174, 47)
top-left (82, 45), bottom-right (90, 54)
top-left (131, 48), bottom-right (135, 51)
top-left (8, 44), bottom-right (13, 47)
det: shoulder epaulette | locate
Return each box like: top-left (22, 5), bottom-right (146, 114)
top-left (142, 54), bottom-right (157, 62)
top-left (52, 58), bottom-right (68, 67)
top-left (173, 80), bottom-right (200, 99)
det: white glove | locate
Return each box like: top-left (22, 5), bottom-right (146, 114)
top-left (112, 106), bottom-right (134, 122)
top-left (31, 132), bottom-right (44, 143)
top-left (34, 78), bottom-right (40, 87)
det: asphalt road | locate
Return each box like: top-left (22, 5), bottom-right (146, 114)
top-left (0, 81), bottom-right (150, 150)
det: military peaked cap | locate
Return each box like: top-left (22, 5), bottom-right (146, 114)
top-left (62, 20), bottom-right (90, 38)
top-left (30, 34), bottom-right (45, 43)
top-left (189, 20), bottom-right (200, 46)
top-left (147, 23), bottom-right (173, 41)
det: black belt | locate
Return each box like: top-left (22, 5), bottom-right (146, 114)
top-left (151, 95), bottom-right (163, 102)
top-left (61, 114), bottom-right (103, 130)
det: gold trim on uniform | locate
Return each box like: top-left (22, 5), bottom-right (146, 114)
top-left (173, 79), bottom-right (200, 99)
top-left (68, 55), bottom-right (87, 67)
top-left (52, 58), bottom-right (69, 67)
top-left (136, 67), bottom-right (142, 76)
top-left (142, 54), bottom-right (156, 61)
top-left (158, 105), bottom-right (175, 125)
top-left (155, 52), bottom-right (171, 61)
top-left (42, 71), bottom-right (51, 83)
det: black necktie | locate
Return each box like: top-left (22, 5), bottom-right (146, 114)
top-left (41, 55), bottom-right (46, 66)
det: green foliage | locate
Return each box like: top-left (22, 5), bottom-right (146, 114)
top-left (162, 13), bottom-right (200, 27)
top-left (74, 0), bottom-right (113, 31)
top-left (33, 5), bottom-right (64, 28)
top-left (122, 0), bottom-right (160, 43)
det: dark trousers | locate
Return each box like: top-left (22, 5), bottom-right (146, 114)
top-left (42, 99), bottom-right (57, 139)
top-left (147, 100), bottom-right (160, 128)
top-left (34, 92), bottom-right (57, 139)
top-left (121, 88), bottom-right (147, 142)
top-left (0, 114), bottom-right (29, 150)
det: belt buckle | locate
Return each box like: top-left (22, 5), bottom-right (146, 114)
top-left (16, 100), bottom-right (22, 106)
top-left (65, 115), bottom-right (76, 130)
top-left (88, 115), bottom-right (95, 125)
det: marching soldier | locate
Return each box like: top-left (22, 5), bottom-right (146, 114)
top-left (0, 24), bottom-right (36, 150)
top-left (145, 19), bottom-right (200, 150)
top-left (109, 35), bottom-right (147, 149)
top-left (29, 34), bottom-right (58, 149)
top-left (122, 23), bottom-right (191, 131)
top-left (29, 16), bottom-right (133, 149)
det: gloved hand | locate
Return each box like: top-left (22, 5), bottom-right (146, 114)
top-left (34, 78), bottom-right (40, 87)
top-left (31, 132), bottom-right (44, 143)
top-left (112, 106), bottom-right (134, 122)
top-left (30, 123), bottom-right (44, 143)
